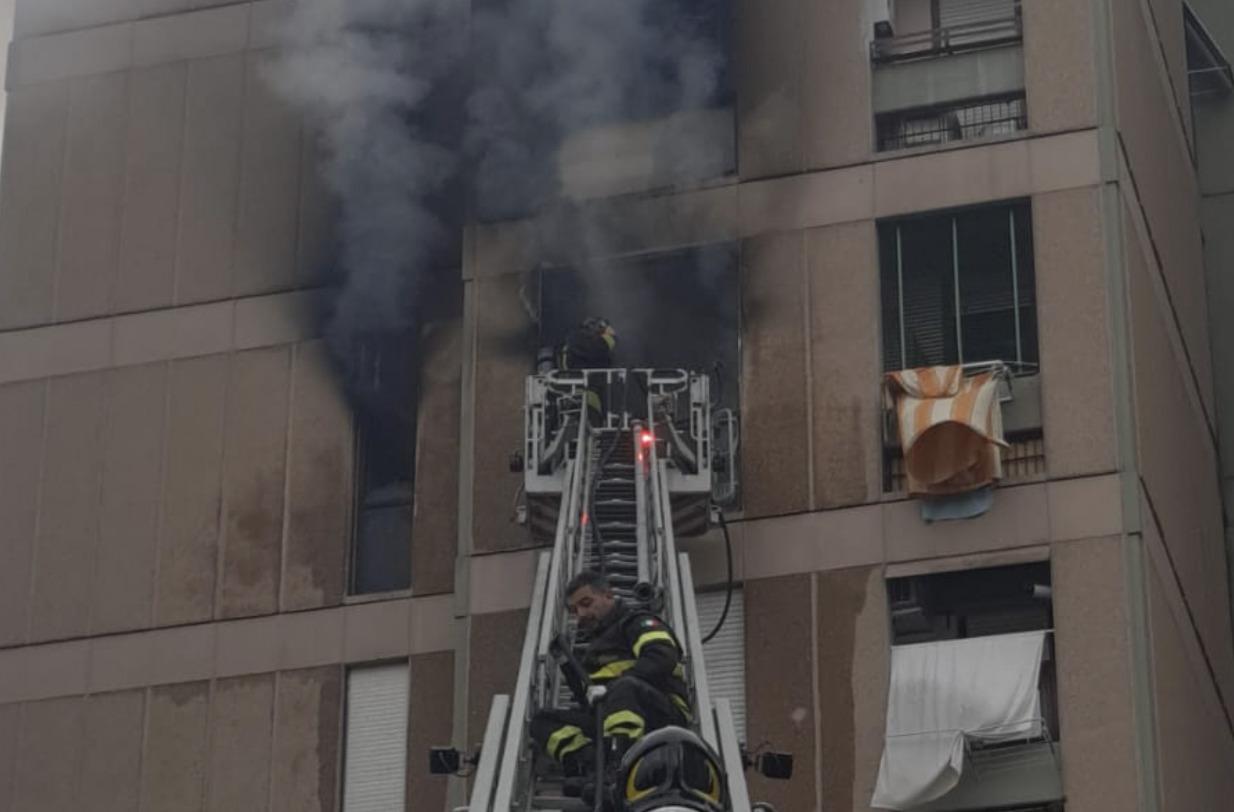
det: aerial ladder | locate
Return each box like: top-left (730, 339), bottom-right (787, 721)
top-left (459, 368), bottom-right (782, 812)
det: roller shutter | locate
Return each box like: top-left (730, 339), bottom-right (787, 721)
top-left (695, 589), bottom-right (746, 743)
top-left (343, 662), bottom-right (409, 811)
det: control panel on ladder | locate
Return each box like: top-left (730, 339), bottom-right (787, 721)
top-left (433, 369), bottom-right (791, 812)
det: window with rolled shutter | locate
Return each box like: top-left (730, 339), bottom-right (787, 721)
top-left (879, 200), bottom-right (1037, 372)
top-left (694, 589), bottom-right (746, 743)
top-left (937, 0), bottom-right (1017, 28)
top-left (343, 662), bottom-right (410, 812)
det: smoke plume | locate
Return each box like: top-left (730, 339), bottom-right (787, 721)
top-left (266, 0), bottom-right (729, 353)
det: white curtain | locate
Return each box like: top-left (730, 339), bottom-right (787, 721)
top-left (872, 631), bottom-right (1047, 811)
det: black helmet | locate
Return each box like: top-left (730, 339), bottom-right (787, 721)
top-left (617, 727), bottom-right (727, 812)
top-left (581, 316), bottom-right (611, 334)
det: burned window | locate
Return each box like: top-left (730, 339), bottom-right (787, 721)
top-left (887, 562), bottom-right (1058, 740)
top-left (879, 200), bottom-right (1038, 372)
top-left (538, 244), bottom-right (740, 411)
top-left (349, 334), bottom-right (417, 595)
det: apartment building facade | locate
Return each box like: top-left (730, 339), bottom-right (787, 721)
top-left (0, 1), bottom-right (1231, 811)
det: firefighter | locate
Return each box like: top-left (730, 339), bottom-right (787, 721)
top-left (531, 570), bottom-right (691, 779)
top-left (558, 316), bottom-right (617, 370)
top-left (556, 317), bottom-right (617, 424)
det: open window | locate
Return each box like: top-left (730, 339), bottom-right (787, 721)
top-left (879, 201), bottom-right (1044, 494)
top-left (875, 563), bottom-right (1063, 812)
top-left (348, 333), bottom-right (417, 595)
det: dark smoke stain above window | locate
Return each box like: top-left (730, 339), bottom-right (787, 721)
top-left (539, 244), bottom-right (740, 410)
top-left (879, 200), bottom-right (1038, 371)
top-left (468, 0), bottom-right (735, 220)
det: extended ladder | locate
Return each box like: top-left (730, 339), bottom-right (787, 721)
top-left (465, 369), bottom-right (751, 812)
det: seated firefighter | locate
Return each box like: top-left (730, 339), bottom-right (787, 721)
top-left (532, 571), bottom-right (691, 778)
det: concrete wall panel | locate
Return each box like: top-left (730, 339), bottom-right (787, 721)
top-left (735, 0), bottom-right (804, 178)
top-left (31, 372), bottom-right (106, 642)
top-left (468, 610), bottom-right (528, 742)
top-left (741, 233), bottom-right (810, 516)
top-left (14, 0), bottom-right (137, 39)
top-left (117, 63), bottom-right (186, 313)
top-left (817, 567), bottom-right (887, 812)
top-left (413, 320), bottom-right (463, 594)
top-left (234, 53), bottom-right (301, 298)
top-left (12, 696), bottom-right (83, 812)
top-left (157, 355), bottom-right (227, 626)
top-left (271, 666), bottom-right (342, 812)
top-left (0, 704), bottom-right (18, 811)
top-left (206, 674), bottom-right (275, 812)
top-left (93, 364), bottom-right (167, 635)
top-left (746, 574), bottom-right (816, 810)
top-left (176, 54), bottom-right (244, 305)
top-left (1052, 536), bottom-right (1140, 811)
top-left (220, 346), bottom-right (291, 618)
top-left (80, 690), bottom-right (144, 812)
top-left (1128, 227), bottom-right (1234, 698)
top-left (284, 342), bottom-right (350, 611)
top-left (803, 0), bottom-right (872, 169)
top-left (1033, 188), bottom-right (1116, 478)
top-left (0, 82), bottom-right (69, 329)
top-left (807, 222), bottom-right (881, 509)
top-left (56, 72), bottom-right (127, 322)
top-left (1148, 556), bottom-right (1234, 811)
top-left (472, 275), bottom-right (535, 553)
top-left (0, 382), bottom-right (46, 646)
top-left (1023, 0), bottom-right (1097, 132)
top-left (408, 651), bottom-right (454, 810)
top-left (141, 681), bottom-right (209, 812)
top-left (296, 132), bottom-right (336, 286)
top-left (1148, 0), bottom-right (1190, 138)
top-left (1114, 0), bottom-right (1213, 412)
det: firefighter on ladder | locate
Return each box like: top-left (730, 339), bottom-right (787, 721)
top-left (531, 570), bottom-right (691, 780)
top-left (555, 317), bottom-right (617, 424)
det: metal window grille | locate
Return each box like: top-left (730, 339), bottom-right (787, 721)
top-left (877, 94), bottom-right (1027, 152)
top-left (884, 431), bottom-right (1044, 493)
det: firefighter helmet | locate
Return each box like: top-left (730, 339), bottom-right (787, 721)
top-left (617, 727), bottom-right (727, 812)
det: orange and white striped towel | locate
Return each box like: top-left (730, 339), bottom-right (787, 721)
top-left (884, 366), bottom-right (1008, 496)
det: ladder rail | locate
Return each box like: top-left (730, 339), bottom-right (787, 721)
top-left (466, 694), bottom-right (512, 812)
top-left (715, 699), bottom-right (753, 812)
top-left (677, 554), bottom-right (719, 751)
top-left (492, 553), bottom-right (553, 811)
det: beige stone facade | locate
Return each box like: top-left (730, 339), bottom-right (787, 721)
top-left (0, 1), bottom-right (1231, 810)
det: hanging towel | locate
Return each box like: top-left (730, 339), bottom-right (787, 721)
top-left (871, 631), bottom-right (1048, 811)
top-left (884, 366), bottom-right (1008, 496)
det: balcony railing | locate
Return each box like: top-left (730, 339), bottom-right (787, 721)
top-left (871, 14), bottom-right (1023, 64)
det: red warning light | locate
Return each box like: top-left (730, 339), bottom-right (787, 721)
top-left (640, 432), bottom-right (654, 446)
top-left (581, 512), bottom-right (589, 526)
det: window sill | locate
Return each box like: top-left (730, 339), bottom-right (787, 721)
top-left (344, 589), bottom-right (414, 605)
top-left (873, 126), bottom-right (1033, 161)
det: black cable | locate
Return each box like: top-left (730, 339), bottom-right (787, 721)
top-left (701, 511), bottom-right (734, 645)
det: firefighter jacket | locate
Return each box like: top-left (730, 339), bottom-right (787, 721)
top-left (559, 326), bottom-right (614, 370)
top-left (582, 600), bottom-right (690, 707)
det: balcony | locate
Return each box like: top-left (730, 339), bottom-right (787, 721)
top-left (870, 5), bottom-right (1027, 151)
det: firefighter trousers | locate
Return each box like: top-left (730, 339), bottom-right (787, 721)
top-left (531, 677), bottom-right (688, 773)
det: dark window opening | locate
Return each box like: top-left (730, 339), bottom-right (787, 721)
top-left (349, 333), bottom-right (418, 595)
top-left (887, 562), bottom-right (1058, 741)
top-left (1185, 5), bottom-right (1234, 99)
top-left (879, 200), bottom-right (1037, 372)
top-left (538, 244), bottom-right (740, 412)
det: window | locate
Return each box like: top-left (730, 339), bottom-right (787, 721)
top-left (349, 334), bottom-right (417, 595)
top-left (875, 564), bottom-right (1063, 812)
top-left (696, 588), bottom-right (746, 743)
top-left (879, 201), bottom-right (1037, 372)
top-left (343, 663), bottom-right (410, 811)
top-left (886, 562), bottom-right (1057, 739)
top-left (1184, 5), bottom-right (1234, 99)
top-left (538, 245), bottom-right (740, 411)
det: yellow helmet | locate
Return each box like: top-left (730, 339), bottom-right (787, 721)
top-left (618, 727), bottom-right (727, 812)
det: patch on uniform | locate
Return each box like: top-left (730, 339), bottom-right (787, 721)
top-left (641, 618), bottom-right (660, 629)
